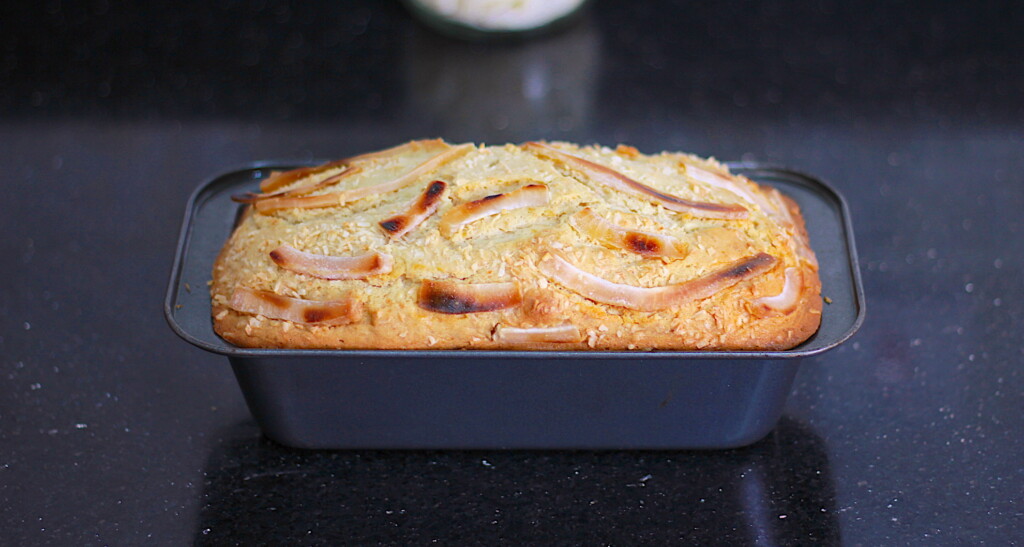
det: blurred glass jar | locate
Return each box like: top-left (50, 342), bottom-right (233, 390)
top-left (403, 0), bottom-right (592, 40)
top-left (402, 9), bottom-right (599, 139)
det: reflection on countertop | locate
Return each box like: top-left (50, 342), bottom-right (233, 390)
top-left (194, 416), bottom-right (839, 545)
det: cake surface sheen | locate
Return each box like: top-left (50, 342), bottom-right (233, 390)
top-left (211, 140), bottom-right (822, 350)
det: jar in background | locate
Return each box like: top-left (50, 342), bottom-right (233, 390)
top-left (403, 0), bottom-right (591, 41)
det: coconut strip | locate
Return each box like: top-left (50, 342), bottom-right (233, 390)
top-left (768, 190), bottom-right (819, 269)
top-left (539, 251), bottom-right (777, 311)
top-left (684, 164), bottom-right (764, 208)
top-left (258, 139), bottom-right (448, 193)
top-left (229, 287), bottom-right (361, 326)
top-left (269, 245), bottom-right (393, 280)
top-left (754, 267), bottom-right (802, 314)
top-left (258, 160), bottom-right (349, 194)
top-left (688, 164), bottom-right (818, 270)
top-left (343, 138), bottom-right (447, 166)
top-left (523, 142), bottom-right (747, 219)
top-left (379, 180), bottom-right (448, 239)
top-left (255, 143), bottom-right (473, 213)
top-left (234, 166), bottom-right (362, 204)
top-left (570, 207), bottom-right (687, 259)
top-left (417, 280), bottom-right (521, 314)
top-left (493, 324), bottom-right (582, 344)
top-left (438, 184), bottom-right (549, 237)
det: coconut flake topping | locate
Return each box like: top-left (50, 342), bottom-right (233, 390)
top-left (269, 245), bottom-right (393, 280)
top-left (379, 180), bottom-right (448, 239)
top-left (417, 280), bottom-right (522, 314)
top-left (570, 207), bottom-right (688, 259)
top-left (538, 250), bottom-right (777, 311)
top-left (439, 184), bottom-right (549, 237)
top-left (255, 143), bottom-right (472, 213)
top-left (492, 324), bottom-right (582, 344)
top-left (754, 267), bottom-right (802, 314)
top-left (229, 287), bottom-right (361, 326)
top-left (524, 142), bottom-right (747, 219)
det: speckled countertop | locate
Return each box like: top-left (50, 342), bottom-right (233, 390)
top-left (1, 0), bottom-right (1021, 544)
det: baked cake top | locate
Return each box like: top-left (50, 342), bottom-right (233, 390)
top-left (211, 140), bottom-right (821, 350)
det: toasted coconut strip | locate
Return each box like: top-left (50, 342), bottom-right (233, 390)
top-left (794, 241), bottom-right (817, 268)
top-left (230, 287), bottom-right (360, 326)
top-left (379, 180), bottom-right (448, 238)
top-left (269, 245), bottom-right (393, 280)
top-left (417, 280), bottom-right (521, 314)
top-left (761, 189), bottom-right (818, 270)
top-left (234, 166), bottom-right (362, 204)
top-left (570, 207), bottom-right (687, 259)
top-left (254, 190), bottom-right (353, 213)
top-left (493, 324), bottom-right (582, 344)
top-left (684, 164), bottom-right (764, 207)
top-left (754, 267), bottom-right (802, 314)
top-left (523, 142), bottom-right (747, 219)
top-left (439, 184), bottom-right (549, 237)
top-left (759, 187), bottom-right (798, 230)
top-left (258, 160), bottom-right (348, 194)
top-left (539, 251), bottom-right (777, 311)
top-left (255, 143), bottom-right (473, 213)
top-left (687, 164), bottom-right (819, 270)
top-left (343, 138), bottom-right (447, 165)
top-left (258, 139), bottom-right (447, 193)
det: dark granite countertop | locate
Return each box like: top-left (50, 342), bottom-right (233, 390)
top-left (1, 0), bottom-right (1021, 544)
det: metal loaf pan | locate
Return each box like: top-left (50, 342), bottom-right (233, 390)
top-left (165, 162), bottom-right (864, 449)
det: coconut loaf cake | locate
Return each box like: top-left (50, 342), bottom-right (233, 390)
top-left (211, 140), bottom-right (821, 350)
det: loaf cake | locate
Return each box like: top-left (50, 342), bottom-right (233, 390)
top-left (211, 140), bottom-right (821, 350)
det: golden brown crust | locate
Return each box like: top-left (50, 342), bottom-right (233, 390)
top-left (211, 140), bottom-right (822, 351)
